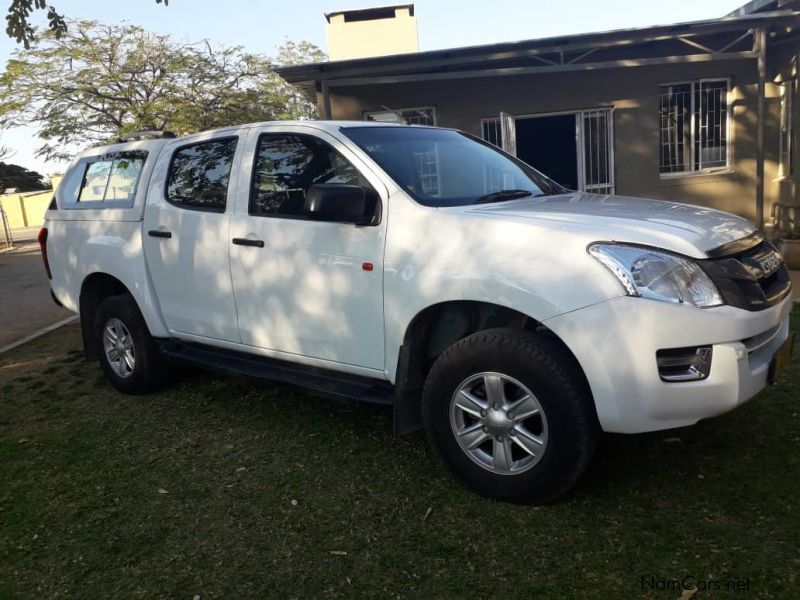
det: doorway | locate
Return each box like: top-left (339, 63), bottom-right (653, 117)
top-left (515, 114), bottom-right (578, 189)
top-left (495, 108), bottom-right (615, 194)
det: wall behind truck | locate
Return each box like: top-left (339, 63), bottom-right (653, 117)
top-left (323, 56), bottom-right (788, 226)
top-left (0, 175), bottom-right (62, 229)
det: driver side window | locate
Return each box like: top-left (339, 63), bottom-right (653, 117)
top-left (250, 133), bottom-right (375, 218)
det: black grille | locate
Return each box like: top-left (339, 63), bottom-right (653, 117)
top-left (701, 238), bottom-right (792, 311)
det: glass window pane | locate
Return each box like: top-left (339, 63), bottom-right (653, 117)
top-left (167, 138), bottom-right (237, 211)
top-left (402, 109), bottom-right (435, 126)
top-left (481, 119), bottom-right (502, 147)
top-left (250, 134), bottom-right (368, 218)
top-left (365, 107), bottom-right (435, 126)
top-left (343, 126), bottom-right (562, 207)
top-left (584, 111), bottom-right (610, 187)
top-left (695, 81), bottom-right (727, 170)
top-left (659, 83), bottom-right (692, 173)
top-left (105, 155), bottom-right (146, 202)
top-left (78, 161), bottom-right (112, 201)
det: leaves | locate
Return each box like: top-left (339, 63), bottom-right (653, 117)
top-left (5, 1), bottom-right (167, 49)
top-left (0, 20), bottom-right (324, 161)
top-left (0, 161), bottom-right (47, 191)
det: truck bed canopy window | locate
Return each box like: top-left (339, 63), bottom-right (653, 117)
top-left (61, 151), bottom-right (147, 208)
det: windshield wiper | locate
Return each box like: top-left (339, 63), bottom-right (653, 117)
top-left (473, 189), bottom-right (536, 204)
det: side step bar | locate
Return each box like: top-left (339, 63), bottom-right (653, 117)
top-left (159, 341), bottom-right (394, 406)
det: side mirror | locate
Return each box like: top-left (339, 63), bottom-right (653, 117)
top-left (305, 184), bottom-right (373, 225)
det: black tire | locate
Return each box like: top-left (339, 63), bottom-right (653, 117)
top-left (93, 294), bottom-right (169, 394)
top-left (422, 328), bottom-right (598, 503)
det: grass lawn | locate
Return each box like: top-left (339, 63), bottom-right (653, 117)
top-left (1, 307), bottom-right (799, 598)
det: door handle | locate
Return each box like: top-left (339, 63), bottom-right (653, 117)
top-left (148, 230), bottom-right (172, 239)
top-left (232, 238), bottom-right (264, 248)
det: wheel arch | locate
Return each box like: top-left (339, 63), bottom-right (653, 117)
top-left (78, 272), bottom-right (166, 360)
top-left (392, 300), bottom-right (593, 434)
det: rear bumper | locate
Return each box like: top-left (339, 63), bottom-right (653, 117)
top-left (544, 294), bottom-right (794, 433)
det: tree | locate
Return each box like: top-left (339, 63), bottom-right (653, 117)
top-left (5, 0), bottom-right (167, 48)
top-left (0, 162), bottom-right (47, 191)
top-left (0, 21), bottom-right (325, 161)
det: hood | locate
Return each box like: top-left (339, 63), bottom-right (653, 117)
top-left (465, 192), bottom-right (755, 258)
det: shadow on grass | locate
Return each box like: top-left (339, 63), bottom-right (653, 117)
top-left (0, 309), bottom-right (798, 598)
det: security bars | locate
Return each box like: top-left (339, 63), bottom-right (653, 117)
top-left (659, 80), bottom-right (729, 174)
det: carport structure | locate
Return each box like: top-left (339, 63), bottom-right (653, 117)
top-left (278, 2), bottom-right (800, 229)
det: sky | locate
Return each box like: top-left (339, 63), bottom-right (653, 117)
top-left (0, 0), bottom-right (742, 175)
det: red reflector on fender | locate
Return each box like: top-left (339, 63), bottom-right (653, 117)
top-left (38, 227), bottom-right (52, 279)
top-left (362, 262), bottom-right (374, 271)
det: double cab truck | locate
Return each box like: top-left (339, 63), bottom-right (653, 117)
top-left (41, 121), bottom-right (795, 502)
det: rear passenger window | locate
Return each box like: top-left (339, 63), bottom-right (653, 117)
top-left (251, 133), bottom-right (372, 218)
top-left (74, 152), bottom-right (146, 205)
top-left (166, 138), bottom-right (237, 212)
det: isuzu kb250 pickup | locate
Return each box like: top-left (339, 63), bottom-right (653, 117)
top-left (40, 121), bottom-right (794, 502)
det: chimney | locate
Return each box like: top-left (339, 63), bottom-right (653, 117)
top-left (325, 4), bottom-right (419, 61)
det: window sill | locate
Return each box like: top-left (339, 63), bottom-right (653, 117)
top-left (659, 168), bottom-right (733, 180)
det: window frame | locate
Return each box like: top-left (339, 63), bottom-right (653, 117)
top-left (60, 150), bottom-right (148, 210)
top-left (363, 106), bottom-right (437, 126)
top-left (658, 78), bottom-right (732, 179)
top-left (247, 131), bottom-right (379, 222)
top-left (164, 136), bottom-right (239, 213)
top-left (480, 118), bottom-right (502, 148)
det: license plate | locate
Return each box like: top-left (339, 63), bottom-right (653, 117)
top-left (768, 333), bottom-right (796, 385)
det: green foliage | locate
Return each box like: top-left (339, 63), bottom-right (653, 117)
top-left (0, 21), bottom-right (324, 161)
top-left (5, 0), bottom-right (167, 49)
top-left (0, 161), bottom-right (47, 191)
top-left (0, 309), bottom-right (799, 596)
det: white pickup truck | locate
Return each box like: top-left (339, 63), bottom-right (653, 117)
top-left (41, 121), bottom-right (794, 502)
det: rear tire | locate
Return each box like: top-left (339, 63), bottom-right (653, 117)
top-left (93, 294), bottom-right (169, 394)
top-left (422, 328), bottom-right (598, 503)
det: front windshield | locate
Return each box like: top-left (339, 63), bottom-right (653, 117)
top-left (342, 126), bottom-right (565, 207)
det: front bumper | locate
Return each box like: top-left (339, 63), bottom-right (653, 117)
top-left (544, 293), bottom-right (794, 433)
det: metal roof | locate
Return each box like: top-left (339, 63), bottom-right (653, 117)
top-left (727, 0), bottom-right (798, 17)
top-left (277, 8), bottom-right (799, 88)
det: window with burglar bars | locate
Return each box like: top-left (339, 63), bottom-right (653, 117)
top-left (364, 107), bottom-right (435, 126)
top-left (659, 80), bottom-right (729, 174)
top-left (412, 147), bottom-right (441, 196)
top-left (481, 119), bottom-right (502, 147)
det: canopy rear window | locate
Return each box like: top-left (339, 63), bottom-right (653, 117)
top-left (60, 151), bottom-right (148, 209)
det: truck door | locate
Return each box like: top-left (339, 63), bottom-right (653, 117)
top-left (228, 126), bottom-right (387, 371)
top-left (143, 134), bottom-right (243, 343)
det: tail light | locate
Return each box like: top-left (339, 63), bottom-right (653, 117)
top-left (38, 227), bottom-right (52, 279)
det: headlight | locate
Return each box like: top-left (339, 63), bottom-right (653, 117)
top-left (588, 243), bottom-right (723, 308)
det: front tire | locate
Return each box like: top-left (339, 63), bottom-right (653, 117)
top-left (93, 294), bottom-right (169, 394)
top-left (422, 328), bottom-right (598, 503)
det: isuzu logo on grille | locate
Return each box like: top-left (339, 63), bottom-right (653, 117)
top-left (758, 253), bottom-right (781, 276)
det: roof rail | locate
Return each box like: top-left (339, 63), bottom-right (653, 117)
top-left (117, 130), bottom-right (176, 143)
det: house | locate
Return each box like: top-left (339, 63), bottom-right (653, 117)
top-left (276, 1), bottom-right (800, 230)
